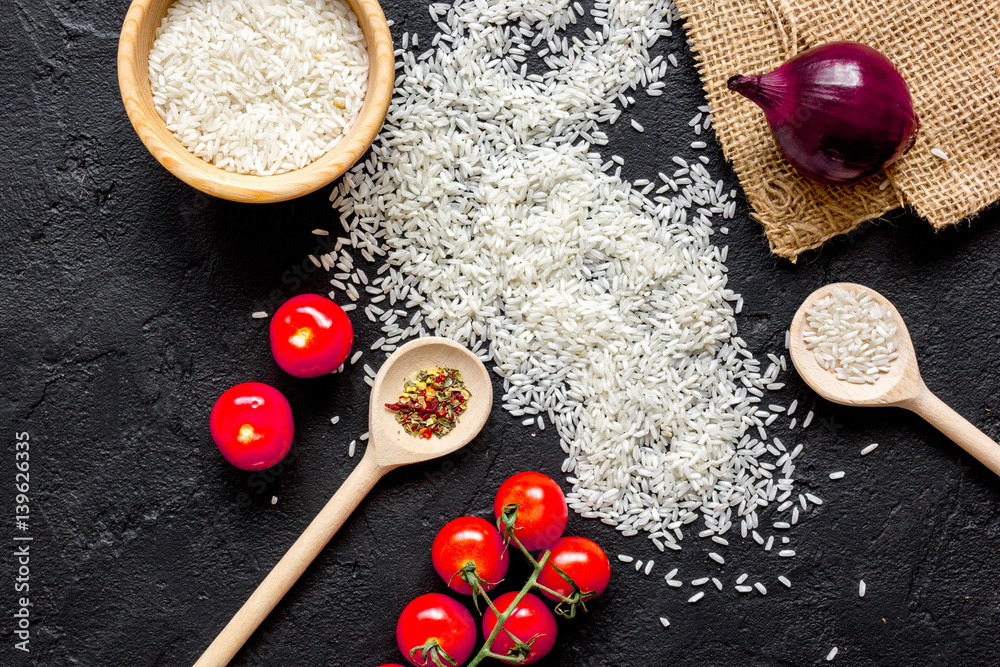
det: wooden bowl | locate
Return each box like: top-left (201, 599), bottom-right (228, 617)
top-left (117, 0), bottom-right (394, 203)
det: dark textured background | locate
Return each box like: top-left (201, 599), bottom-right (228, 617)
top-left (2, 1), bottom-right (1000, 665)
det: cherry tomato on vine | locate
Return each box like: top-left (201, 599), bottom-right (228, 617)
top-left (481, 592), bottom-right (557, 665)
top-left (536, 536), bottom-right (611, 601)
top-left (209, 382), bottom-right (293, 470)
top-left (270, 293), bottom-right (353, 378)
top-left (396, 593), bottom-right (476, 667)
top-left (494, 472), bottom-right (568, 551)
top-left (432, 517), bottom-right (509, 595)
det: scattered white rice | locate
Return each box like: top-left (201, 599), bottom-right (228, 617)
top-left (778, 549), bottom-right (795, 558)
top-left (803, 411), bottom-right (814, 428)
top-left (617, 554), bottom-right (634, 563)
top-left (754, 582), bottom-right (767, 595)
top-left (826, 647), bottom-right (839, 661)
top-left (312, 229), bottom-right (330, 236)
top-left (931, 148), bottom-right (949, 160)
top-left (829, 471), bottom-right (845, 480)
top-left (149, 0), bottom-right (369, 176)
top-left (803, 288), bottom-right (899, 384)
top-left (251, 311), bottom-right (269, 319)
top-left (709, 552), bottom-right (725, 565)
top-left (631, 119), bottom-right (645, 132)
top-left (659, 616), bottom-right (670, 627)
top-left (859, 580), bottom-right (866, 597)
top-left (778, 575), bottom-right (791, 588)
top-left (688, 592), bottom-right (705, 603)
top-left (644, 560), bottom-right (655, 575)
top-left (861, 443), bottom-right (879, 456)
top-left (348, 439), bottom-right (356, 457)
top-left (325, 0), bottom-right (813, 554)
top-left (270, 495), bottom-right (278, 505)
top-left (330, 415), bottom-right (340, 425)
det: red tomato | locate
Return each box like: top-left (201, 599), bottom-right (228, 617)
top-left (432, 517), bottom-right (509, 595)
top-left (269, 294), bottom-right (353, 378)
top-left (494, 472), bottom-right (568, 551)
top-left (396, 594), bottom-right (476, 667)
top-left (481, 592), bottom-right (557, 665)
top-left (209, 382), bottom-right (293, 470)
top-left (536, 536), bottom-right (611, 602)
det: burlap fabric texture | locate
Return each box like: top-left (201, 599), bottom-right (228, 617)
top-left (673, 0), bottom-right (1000, 261)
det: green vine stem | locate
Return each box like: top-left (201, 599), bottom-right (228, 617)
top-left (465, 542), bottom-right (551, 667)
top-left (463, 506), bottom-right (592, 665)
top-left (529, 582), bottom-right (574, 604)
top-left (509, 532), bottom-right (541, 568)
top-left (471, 577), bottom-right (522, 647)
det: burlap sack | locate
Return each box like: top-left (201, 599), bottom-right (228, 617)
top-left (673, 0), bottom-right (1000, 261)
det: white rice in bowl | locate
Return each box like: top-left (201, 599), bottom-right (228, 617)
top-left (148, 0), bottom-right (369, 177)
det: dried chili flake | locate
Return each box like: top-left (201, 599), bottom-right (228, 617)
top-left (385, 367), bottom-right (470, 438)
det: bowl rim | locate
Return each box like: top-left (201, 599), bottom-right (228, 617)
top-left (117, 0), bottom-right (394, 204)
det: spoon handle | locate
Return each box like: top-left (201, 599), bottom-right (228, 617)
top-left (904, 385), bottom-right (1000, 478)
top-left (193, 451), bottom-right (387, 667)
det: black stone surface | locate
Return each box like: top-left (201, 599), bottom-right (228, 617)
top-left (2, 1), bottom-right (1000, 665)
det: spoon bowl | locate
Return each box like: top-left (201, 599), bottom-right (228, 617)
top-left (369, 337), bottom-right (493, 467)
top-left (788, 282), bottom-right (1000, 480)
top-left (194, 337), bottom-right (491, 667)
top-left (789, 282), bottom-right (921, 406)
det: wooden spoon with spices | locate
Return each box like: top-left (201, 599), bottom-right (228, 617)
top-left (789, 282), bottom-right (1000, 477)
top-left (193, 337), bottom-right (493, 667)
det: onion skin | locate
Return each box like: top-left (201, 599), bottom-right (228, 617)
top-left (728, 42), bottom-right (919, 185)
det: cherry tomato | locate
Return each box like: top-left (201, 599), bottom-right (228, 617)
top-left (432, 517), bottom-right (509, 595)
top-left (396, 593), bottom-right (476, 667)
top-left (270, 294), bottom-right (353, 378)
top-left (536, 536), bottom-right (611, 601)
top-left (209, 382), bottom-right (293, 470)
top-left (481, 592), bottom-right (557, 665)
top-left (494, 472), bottom-right (568, 551)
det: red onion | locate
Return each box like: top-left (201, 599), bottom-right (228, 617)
top-left (728, 42), bottom-right (919, 185)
